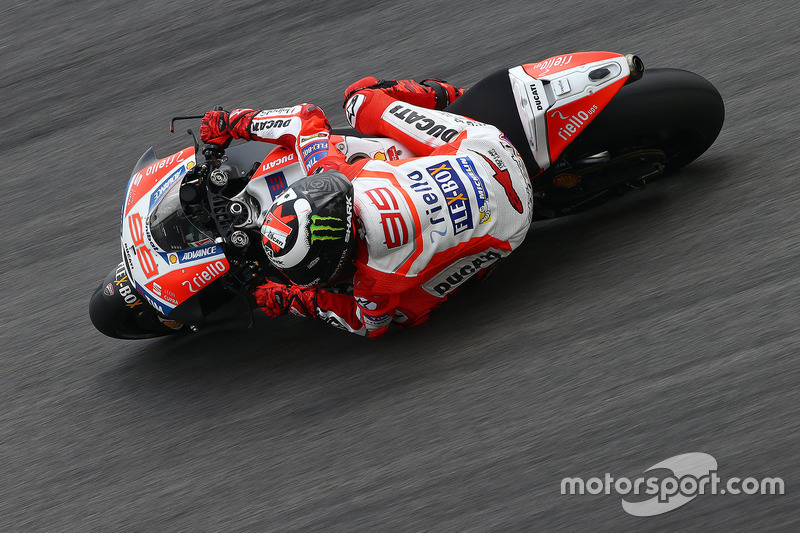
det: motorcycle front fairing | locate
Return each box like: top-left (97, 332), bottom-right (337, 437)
top-left (121, 146), bottom-right (230, 318)
top-left (119, 134), bottom-right (412, 319)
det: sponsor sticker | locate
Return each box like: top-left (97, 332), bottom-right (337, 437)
top-left (252, 118), bottom-right (292, 133)
top-left (149, 166), bottom-right (186, 210)
top-left (474, 150), bottom-right (523, 213)
top-left (363, 312), bottom-right (392, 329)
top-left (355, 297), bottom-right (379, 311)
top-left (178, 244), bottom-right (222, 263)
top-left (309, 214), bottom-right (347, 243)
top-left (386, 104), bottom-right (460, 142)
top-left (259, 152), bottom-right (296, 175)
top-left (457, 157), bottom-right (491, 224)
top-left (407, 170), bottom-right (447, 243)
top-left (113, 263), bottom-right (143, 309)
top-left (181, 260), bottom-right (228, 294)
top-left (551, 105), bottom-right (599, 142)
top-left (553, 78), bottom-right (571, 96)
top-left (422, 250), bottom-right (504, 297)
top-left (426, 160), bottom-right (473, 235)
top-left (300, 140), bottom-right (328, 168)
top-left (299, 132), bottom-right (329, 144)
top-left (162, 245), bottom-right (223, 265)
top-left (257, 106), bottom-right (300, 117)
top-left (528, 54), bottom-right (574, 76)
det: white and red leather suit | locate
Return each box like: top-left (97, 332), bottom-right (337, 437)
top-left (213, 81), bottom-right (534, 337)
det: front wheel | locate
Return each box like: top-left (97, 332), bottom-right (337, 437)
top-left (89, 263), bottom-right (185, 339)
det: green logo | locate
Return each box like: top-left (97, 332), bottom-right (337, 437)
top-left (309, 215), bottom-right (345, 243)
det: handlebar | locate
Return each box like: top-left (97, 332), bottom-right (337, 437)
top-left (169, 112), bottom-right (256, 257)
top-left (170, 108), bottom-right (232, 168)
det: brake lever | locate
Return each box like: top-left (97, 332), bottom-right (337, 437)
top-left (169, 115), bottom-right (205, 133)
top-left (170, 108), bottom-right (231, 159)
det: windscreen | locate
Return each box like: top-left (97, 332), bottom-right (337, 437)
top-left (149, 182), bottom-right (216, 251)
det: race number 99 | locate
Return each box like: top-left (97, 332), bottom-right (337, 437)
top-left (129, 213), bottom-right (159, 278)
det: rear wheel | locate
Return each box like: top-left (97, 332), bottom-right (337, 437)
top-left (564, 68), bottom-right (724, 171)
top-left (534, 68), bottom-right (725, 218)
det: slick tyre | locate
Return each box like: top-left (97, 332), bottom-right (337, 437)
top-left (559, 68), bottom-right (725, 171)
top-left (89, 263), bottom-right (182, 339)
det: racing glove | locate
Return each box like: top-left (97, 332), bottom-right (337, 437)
top-left (253, 280), bottom-right (317, 318)
top-left (344, 77), bottom-right (466, 110)
top-left (200, 109), bottom-right (259, 145)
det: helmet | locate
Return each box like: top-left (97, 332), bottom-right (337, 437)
top-left (260, 171), bottom-right (356, 286)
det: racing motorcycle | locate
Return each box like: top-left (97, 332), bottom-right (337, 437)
top-left (90, 51), bottom-right (725, 339)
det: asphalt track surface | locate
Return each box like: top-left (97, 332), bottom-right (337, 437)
top-left (2, 0), bottom-right (798, 530)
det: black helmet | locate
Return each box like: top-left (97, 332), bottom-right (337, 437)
top-left (260, 171), bottom-right (356, 286)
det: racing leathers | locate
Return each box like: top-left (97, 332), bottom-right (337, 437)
top-left (204, 79), bottom-right (534, 338)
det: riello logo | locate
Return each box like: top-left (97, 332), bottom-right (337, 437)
top-left (552, 105), bottom-right (598, 141)
top-left (531, 54), bottom-right (574, 72)
top-left (181, 260), bottom-right (227, 293)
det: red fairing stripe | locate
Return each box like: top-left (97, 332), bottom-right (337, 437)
top-left (545, 77), bottom-right (627, 162)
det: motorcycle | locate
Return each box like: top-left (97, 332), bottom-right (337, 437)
top-left (90, 51), bottom-right (725, 339)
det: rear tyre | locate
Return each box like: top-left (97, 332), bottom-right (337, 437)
top-left (535, 68), bottom-right (725, 217)
top-left (560, 68), bottom-right (725, 172)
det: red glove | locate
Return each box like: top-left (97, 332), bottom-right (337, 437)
top-left (253, 280), bottom-right (317, 318)
top-left (200, 109), bottom-right (258, 145)
top-left (344, 77), bottom-right (466, 110)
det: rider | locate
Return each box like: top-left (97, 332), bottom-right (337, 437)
top-left (199, 77), bottom-right (534, 337)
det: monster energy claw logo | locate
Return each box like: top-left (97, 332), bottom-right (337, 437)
top-left (309, 215), bottom-right (345, 243)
